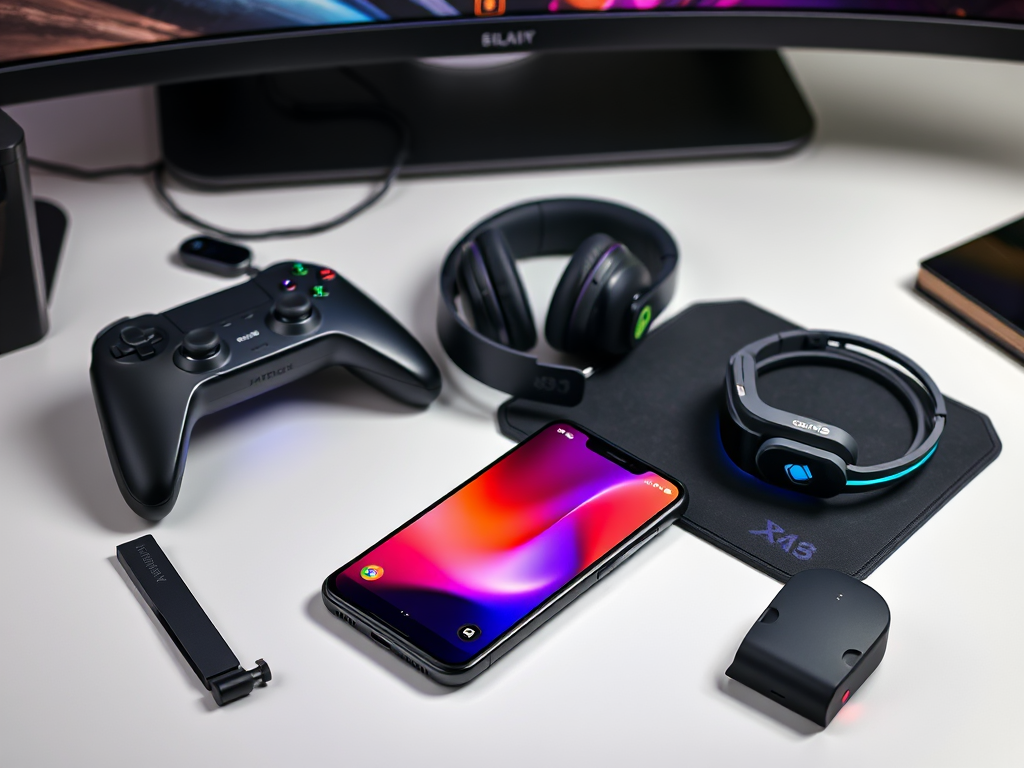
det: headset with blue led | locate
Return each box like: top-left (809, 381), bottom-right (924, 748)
top-left (720, 330), bottom-right (945, 497)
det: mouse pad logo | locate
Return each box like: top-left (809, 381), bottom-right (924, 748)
top-left (785, 463), bottom-right (813, 484)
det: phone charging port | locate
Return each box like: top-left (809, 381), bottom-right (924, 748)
top-left (370, 632), bottom-right (391, 650)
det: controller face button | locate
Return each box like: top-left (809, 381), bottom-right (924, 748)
top-left (274, 293), bottom-right (314, 323)
top-left (280, 279), bottom-right (297, 292)
top-left (318, 268), bottom-right (336, 281)
top-left (291, 263), bottom-right (309, 277)
top-left (311, 284), bottom-right (329, 299)
top-left (182, 328), bottom-right (222, 360)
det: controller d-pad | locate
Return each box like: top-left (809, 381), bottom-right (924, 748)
top-left (112, 326), bottom-right (164, 360)
top-left (121, 326), bottom-right (148, 346)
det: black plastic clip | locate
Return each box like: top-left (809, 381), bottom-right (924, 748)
top-left (116, 535), bottom-right (271, 706)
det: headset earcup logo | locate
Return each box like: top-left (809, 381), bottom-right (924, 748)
top-left (784, 463), bottom-right (814, 484)
top-left (633, 304), bottom-right (653, 340)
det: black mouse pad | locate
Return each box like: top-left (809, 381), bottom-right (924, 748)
top-left (498, 301), bottom-right (1001, 581)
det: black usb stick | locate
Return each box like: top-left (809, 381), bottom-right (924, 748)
top-left (116, 535), bottom-right (271, 706)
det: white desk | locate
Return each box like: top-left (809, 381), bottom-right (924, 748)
top-left (3, 49), bottom-right (1023, 767)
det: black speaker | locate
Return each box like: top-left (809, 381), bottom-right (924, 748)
top-left (0, 108), bottom-right (66, 355)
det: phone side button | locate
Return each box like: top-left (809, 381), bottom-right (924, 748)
top-left (597, 528), bottom-right (659, 580)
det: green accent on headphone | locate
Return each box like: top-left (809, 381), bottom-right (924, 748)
top-left (633, 305), bottom-right (653, 340)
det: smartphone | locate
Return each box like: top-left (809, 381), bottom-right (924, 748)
top-left (321, 421), bottom-right (686, 685)
top-left (917, 215), bottom-right (1024, 362)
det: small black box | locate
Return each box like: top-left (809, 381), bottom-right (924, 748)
top-left (726, 569), bottom-right (890, 727)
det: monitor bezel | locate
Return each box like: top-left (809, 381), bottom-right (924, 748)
top-left (2, 11), bottom-right (1023, 105)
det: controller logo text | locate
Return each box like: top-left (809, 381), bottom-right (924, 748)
top-left (251, 363), bottom-right (293, 386)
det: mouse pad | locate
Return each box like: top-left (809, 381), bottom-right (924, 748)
top-left (498, 301), bottom-right (1001, 581)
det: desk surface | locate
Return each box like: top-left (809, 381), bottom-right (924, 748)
top-left (3, 49), bottom-right (1023, 767)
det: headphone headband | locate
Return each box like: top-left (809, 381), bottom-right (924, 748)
top-left (438, 198), bottom-right (678, 405)
top-left (723, 330), bottom-right (945, 496)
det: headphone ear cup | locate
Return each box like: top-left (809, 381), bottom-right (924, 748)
top-left (755, 438), bottom-right (849, 498)
top-left (546, 233), bottom-right (651, 356)
top-left (546, 233), bottom-right (617, 353)
top-left (455, 242), bottom-right (507, 345)
top-left (476, 229), bottom-right (537, 351)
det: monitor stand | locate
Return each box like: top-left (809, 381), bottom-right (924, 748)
top-left (159, 49), bottom-right (813, 189)
top-left (36, 200), bottom-right (66, 300)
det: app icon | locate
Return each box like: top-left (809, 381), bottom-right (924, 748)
top-left (475, 0), bottom-right (505, 16)
top-left (784, 463), bottom-right (813, 484)
top-left (457, 624), bottom-right (482, 642)
top-left (360, 564), bottom-right (384, 581)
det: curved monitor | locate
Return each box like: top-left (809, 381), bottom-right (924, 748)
top-left (2, 2), bottom-right (1024, 104)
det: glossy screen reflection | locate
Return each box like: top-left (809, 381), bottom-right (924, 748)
top-left (335, 423), bottom-right (679, 650)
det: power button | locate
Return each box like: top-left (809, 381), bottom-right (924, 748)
top-left (597, 527), bottom-right (660, 580)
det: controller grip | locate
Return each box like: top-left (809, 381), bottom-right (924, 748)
top-left (91, 367), bottom-right (193, 520)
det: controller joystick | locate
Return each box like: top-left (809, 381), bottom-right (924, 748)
top-left (181, 328), bottom-right (221, 360)
top-left (273, 293), bottom-right (313, 323)
top-left (268, 291), bottom-right (319, 336)
top-left (174, 327), bottom-right (230, 373)
top-left (92, 261), bottom-right (442, 520)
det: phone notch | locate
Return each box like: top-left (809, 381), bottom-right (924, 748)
top-left (585, 434), bottom-right (646, 474)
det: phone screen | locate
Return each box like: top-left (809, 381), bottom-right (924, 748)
top-left (326, 423), bottom-right (681, 665)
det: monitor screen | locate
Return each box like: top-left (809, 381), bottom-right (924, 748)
top-left (3, 1), bottom-right (1023, 67)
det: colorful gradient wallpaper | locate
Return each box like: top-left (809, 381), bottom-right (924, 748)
top-left (335, 423), bottom-right (679, 654)
top-left (2, 0), bottom-right (1023, 65)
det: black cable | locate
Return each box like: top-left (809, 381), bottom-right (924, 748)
top-left (27, 157), bottom-right (160, 179)
top-left (150, 118), bottom-right (408, 241)
top-left (27, 69), bottom-right (411, 241)
top-left (29, 126), bottom-right (408, 242)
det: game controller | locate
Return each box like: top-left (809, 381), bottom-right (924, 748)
top-left (91, 261), bottom-right (441, 520)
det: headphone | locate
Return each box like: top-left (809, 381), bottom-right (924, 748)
top-left (720, 330), bottom-right (945, 497)
top-left (437, 199), bottom-right (678, 406)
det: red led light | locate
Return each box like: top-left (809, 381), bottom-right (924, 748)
top-left (842, 689), bottom-right (851, 704)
